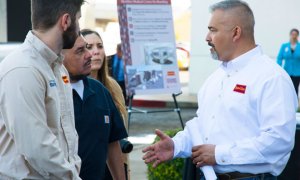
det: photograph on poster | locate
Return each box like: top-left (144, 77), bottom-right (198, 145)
top-left (144, 43), bottom-right (176, 65)
top-left (127, 66), bottom-right (164, 90)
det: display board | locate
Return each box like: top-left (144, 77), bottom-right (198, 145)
top-left (117, 0), bottom-right (181, 95)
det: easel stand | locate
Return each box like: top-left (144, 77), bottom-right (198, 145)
top-left (127, 92), bottom-right (184, 134)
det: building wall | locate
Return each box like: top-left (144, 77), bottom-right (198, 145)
top-left (0, 0), bottom-right (7, 42)
top-left (189, 0), bottom-right (300, 94)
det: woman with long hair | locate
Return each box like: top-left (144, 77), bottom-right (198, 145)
top-left (80, 29), bottom-right (129, 179)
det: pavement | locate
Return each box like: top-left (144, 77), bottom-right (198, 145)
top-left (129, 145), bottom-right (148, 180)
top-left (127, 71), bottom-right (198, 180)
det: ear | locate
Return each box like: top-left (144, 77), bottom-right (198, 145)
top-left (61, 13), bottom-right (71, 32)
top-left (232, 26), bottom-right (242, 42)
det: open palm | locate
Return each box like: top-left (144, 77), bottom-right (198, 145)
top-left (142, 129), bottom-right (174, 168)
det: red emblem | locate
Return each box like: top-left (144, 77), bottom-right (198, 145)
top-left (62, 75), bottom-right (69, 84)
top-left (233, 84), bottom-right (246, 94)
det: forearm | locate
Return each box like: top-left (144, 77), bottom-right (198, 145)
top-left (172, 118), bottom-right (196, 158)
top-left (107, 141), bottom-right (126, 180)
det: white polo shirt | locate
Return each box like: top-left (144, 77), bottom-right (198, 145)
top-left (173, 46), bottom-right (298, 175)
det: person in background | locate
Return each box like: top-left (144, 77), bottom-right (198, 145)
top-left (80, 28), bottom-right (131, 180)
top-left (63, 35), bottom-right (128, 180)
top-left (0, 0), bottom-right (84, 179)
top-left (142, 0), bottom-right (298, 179)
top-left (109, 43), bottom-right (127, 103)
top-left (277, 28), bottom-right (300, 96)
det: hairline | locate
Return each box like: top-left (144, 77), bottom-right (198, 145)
top-left (209, 0), bottom-right (255, 36)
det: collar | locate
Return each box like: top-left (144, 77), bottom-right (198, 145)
top-left (81, 77), bottom-right (96, 101)
top-left (220, 45), bottom-right (262, 74)
top-left (25, 31), bottom-right (64, 66)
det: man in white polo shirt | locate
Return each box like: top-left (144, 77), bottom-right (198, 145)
top-left (142, 0), bottom-right (298, 179)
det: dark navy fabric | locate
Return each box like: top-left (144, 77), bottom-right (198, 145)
top-left (72, 77), bottom-right (128, 180)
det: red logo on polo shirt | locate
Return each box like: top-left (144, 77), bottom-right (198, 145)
top-left (233, 84), bottom-right (247, 94)
top-left (62, 75), bottom-right (69, 84)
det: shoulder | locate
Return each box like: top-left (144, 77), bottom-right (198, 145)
top-left (252, 54), bottom-right (291, 83)
top-left (0, 43), bottom-right (48, 76)
top-left (1, 44), bottom-right (28, 67)
top-left (196, 67), bottom-right (223, 97)
top-left (202, 67), bottom-right (223, 86)
top-left (280, 42), bottom-right (290, 48)
top-left (87, 77), bottom-right (106, 89)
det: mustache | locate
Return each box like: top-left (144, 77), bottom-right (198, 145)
top-left (84, 59), bottom-right (92, 66)
top-left (208, 42), bottom-right (215, 48)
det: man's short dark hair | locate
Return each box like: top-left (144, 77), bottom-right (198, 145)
top-left (290, 28), bottom-right (299, 36)
top-left (31, 0), bottom-right (84, 31)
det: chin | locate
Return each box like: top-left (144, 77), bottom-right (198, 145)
top-left (92, 65), bottom-right (101, 71)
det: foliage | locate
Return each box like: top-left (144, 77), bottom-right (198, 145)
top-left (147, 128), bottom-right (184, 180)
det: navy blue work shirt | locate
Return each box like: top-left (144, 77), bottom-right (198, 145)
top-left (72, 77), bottom-right (128, 180)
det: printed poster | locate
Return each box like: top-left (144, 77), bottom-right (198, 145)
top-left (117, 0), bottom-right (181, 95)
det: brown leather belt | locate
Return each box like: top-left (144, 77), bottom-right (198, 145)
top-left (217, 172), bottom-right (271, 180)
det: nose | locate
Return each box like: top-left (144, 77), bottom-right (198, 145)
top-left (92, 46), bottom-right (100, 56)
top-left (205, 32), bottom-right (211, 43)
top-left (86, 50), bottom-right (92, 59)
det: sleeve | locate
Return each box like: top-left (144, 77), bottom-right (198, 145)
top-left (215, 74), bottom-right (298, 165)
top-left (0, 68), bottom-right (80, 180)
top-left (172, 81), bottom-right (207, 159)
top-left (105, 89), bottom-right (128, 143)
top-left (277, 44), bottom-right (284, 66)
top-left (172, 119), bottom-right (195, 158)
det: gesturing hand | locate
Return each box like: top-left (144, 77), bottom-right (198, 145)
top-left (142, 129), bottom-right (174, 168)
top-left (191, 144), bottom-right (216, 168)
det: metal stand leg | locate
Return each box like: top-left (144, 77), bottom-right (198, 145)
top-left (172, 92), bottom-right (184, 129)
top-left (127, 93), bottom-right (134, 135)
top-left (127, 92), bottom-right (185, 135)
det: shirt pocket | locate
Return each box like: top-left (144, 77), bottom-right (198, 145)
top-left (94, 108), bottom-right (111, 143)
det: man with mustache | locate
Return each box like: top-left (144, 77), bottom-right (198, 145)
top-left (63, 36), bottom-right (127, 180)
top-left (0, 0), bottom-right (84, 179)
top-left (142, 0), bottom-right (298, 179)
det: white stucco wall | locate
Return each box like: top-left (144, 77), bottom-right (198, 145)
top-left (189, 0), bottom-right (300, 94)
top-left (0, 0), bottom-right (7, 42)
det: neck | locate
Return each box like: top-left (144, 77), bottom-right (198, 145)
top-left (32, 28), bottom-right (62, 55)
top-left (291, 40), bottom-right (297, 45)
top-left (90, 70), bottom-right (98, 80)
top-left (229, 39), bottom-right (256, 61)
top-left (70, 79), bottom-right (78, 83)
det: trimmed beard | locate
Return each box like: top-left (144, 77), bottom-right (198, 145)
top-left (62, 22), bottom-right (79, 49)
top-left (210, 48), bottom-right (219, 60)
top-left (69, 73), bottom-right (90, 82)
top-left (208, 42), bottom-right (219, 60)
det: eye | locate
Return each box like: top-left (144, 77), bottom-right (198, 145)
top-left (86, 44), bottom-right (92, 50)
top-left (75, 47), bottom-right (85, 55)
top-left (208, 27), bottom-right (217, 33)
top-left (97, 44), bottom-right (103, 49)
top-left (210, 29), bottom-right (216, 32)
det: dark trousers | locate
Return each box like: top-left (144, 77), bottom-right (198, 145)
top-left (290, 76), bottom-right (300, 96)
